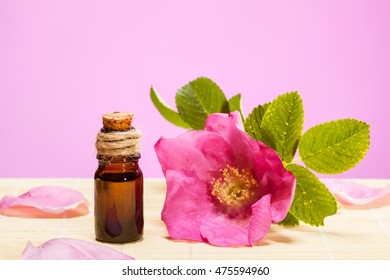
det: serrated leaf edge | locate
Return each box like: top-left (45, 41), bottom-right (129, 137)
top-left (189, 77), bottom-right (229, 115)
top-left (287, 164), bottom-right (337, 226)
top-left (261, 92), bottom-right (304, 162)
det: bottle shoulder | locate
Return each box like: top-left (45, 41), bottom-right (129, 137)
top-left (94, 166), bottom-right (143, 182)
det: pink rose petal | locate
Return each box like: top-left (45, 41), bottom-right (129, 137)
top-left (0, 186), bottom-right (89, 218)
top-left (22, 238), bottom-right (134, 260)
top-left (324, 180), bottom-right (390, 205)
top-left (248, 194), bottom-right (272, 245)
top-left (254, 146), bottom-right (296, 223)
top-left (205, 113), bottom-right (257, 169)
top-left (155, 131), bottom-right (233, 182)
top-left (200, 212), bottom-right (250, 247)
top-left (199, 194), bottom-right (273, 247)
top-left (162, 170), bottom-right (214, 242)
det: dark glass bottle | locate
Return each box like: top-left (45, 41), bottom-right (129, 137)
top-left (94, 155), bottom-right (144, 243)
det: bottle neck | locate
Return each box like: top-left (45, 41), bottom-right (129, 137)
top-left (97, 155), bottom-right (140, 168)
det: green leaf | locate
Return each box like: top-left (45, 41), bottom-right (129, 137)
top-left (278, 211), bottom-right (300, 226)
top-left (228, 93), bottom-right (244, 121)
top-left (243, 103), bottom-right (269, 141)
top-left (175, 77), bottom-right (229, 129)
top-left (260, 92), bottom-right (304, 162)
top-left (286, 164), bottom-right (337, 226)
top-left (150, 87), bottom-right (191, 128)
top-left (299, 119), bottom-right (370, 174)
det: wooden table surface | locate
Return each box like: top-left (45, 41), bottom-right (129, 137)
top-left (0, 178), bottom-right (389, 260)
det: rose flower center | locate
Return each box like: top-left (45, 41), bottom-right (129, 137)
top-left (211, 165), bottom-right (259, 209)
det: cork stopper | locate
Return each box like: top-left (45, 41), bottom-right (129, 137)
top-left (102, 112), bottom-right (133, 131)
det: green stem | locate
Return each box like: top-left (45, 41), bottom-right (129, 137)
top-left (284, 157), bottom-right (302, 167)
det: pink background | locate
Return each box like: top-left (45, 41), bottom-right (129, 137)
top-left (0, 0), bottom-right (389, 178)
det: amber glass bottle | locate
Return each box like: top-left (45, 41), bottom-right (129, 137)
top-left (94, 112), bottom-right (143, 243)
top-left (94, 156), bottom-right (143, 243)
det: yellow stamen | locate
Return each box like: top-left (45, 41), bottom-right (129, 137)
top-left (211, 165), bottom-right (258, 208)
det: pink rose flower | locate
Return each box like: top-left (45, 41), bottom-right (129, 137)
top-left (155, 112), bottom-right (296, 247)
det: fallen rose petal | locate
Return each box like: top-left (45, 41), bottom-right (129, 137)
top-left (324, 180), bottom-right (390, 205)
top-left (22, 238), bottom-right (134, 260)
top-left (0, 186), bottom-right (89, 218)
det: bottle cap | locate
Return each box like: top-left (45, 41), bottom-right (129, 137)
top-left (102, 112), bottom-right (133, 131)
